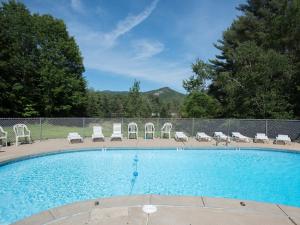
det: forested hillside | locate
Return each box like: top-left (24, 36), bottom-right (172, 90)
top-left (87, 84), bottom-right (184, 117)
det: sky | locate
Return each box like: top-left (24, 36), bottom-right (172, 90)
top-left (21, 0), bottom-right (245, 93)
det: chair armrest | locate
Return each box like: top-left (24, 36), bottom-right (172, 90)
top-left (25, 127), bottom-right (31, 136)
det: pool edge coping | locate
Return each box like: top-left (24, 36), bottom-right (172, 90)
top-left (1, 146), bottom-right (300, 167)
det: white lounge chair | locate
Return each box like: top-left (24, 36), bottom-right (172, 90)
top-left (111, 123), bottom-right (123, 141)
top-left (275, 134), bottom-right (291, 145)
top-left (128, 122), bottom-right (138, 139)
top-left (254, 133), bottom-right (269, 143)
top-left (196, 132), bottom-right (212, 142)
top-left (145, 122), bottom-right (155, 139)
top-left (92, 126), bottom-right (105, 141)
top-left (214, 132), bottom-right (230, 142)
top-left (175, 132), bottom-right (188, 142)
top-left (232, 132), bottom-right (250, 142)
top-left (67, 132), bottom-right (83, 143)
top-left (161, 123), bottom-right (172, 139)
top-left (0, 126), bottom-right (7, 147)
top-left (13, 124), bottom-right (32, 146)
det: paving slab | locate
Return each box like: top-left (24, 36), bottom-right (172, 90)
top-left (150, 195), bottom-right (204, 207)
top-left (203, 197), bottom-right (286, 216)
top-left (98, 195), bottom-right (150, 208)
top-left (50, 200), bottom-right (96, 218)
top-left (147, 206), bottom-right (295, 225)
top-left (47, 212), bottom-right (90, 225)
top-left (88, 206), bottom-right (147, 225)
top-left (13, 210), bottom-right (55, 225)
top-left (279, 204), bottom-right (300, 218)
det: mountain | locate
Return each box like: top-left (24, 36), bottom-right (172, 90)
top-left (144, 87), bottom-right (185, 104)
top-left (101, 87), bottom-right (185, 104)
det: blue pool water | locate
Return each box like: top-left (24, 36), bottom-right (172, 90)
top-left (0, 148), bottom-right (300, 224)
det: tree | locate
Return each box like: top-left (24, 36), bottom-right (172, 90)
top-left (208, 0), bottom-right (300, 118)
top-left (182, 92), bottom-right (221, 118)
top-left (0, 1), bottom-right (87, 117)
top-left (182, 59), bottom-right (221, 118)
top-left (183, 59), bottom-right (213, 93)
top-left (126, 80), bottom-right (141, 117)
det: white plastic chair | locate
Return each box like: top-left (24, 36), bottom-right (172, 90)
top-left (92, 126), bottom-right (105, 141)
top-left (145, 122), bottom-right (155, 139)
top-left (111, 123), bottom-right (123, 140)
top-left (196, 132), bottom-right (212, 142)
top-left (67, 132), bottom-right (83, 143)
top-left (161, 123), bottom-right (172, 139)
top-left (175, 132), bottom-right (188, 142)
top-left (275, 134), bottom-right (291, 145)
top-left (0, 126), bottom-right (8, 147)
top-left (214, 132), bottom-right (230, 142)
top-left (13, 124), bottom-right (32, 146)
top-left (232, 132), bottom-right (250, 142)
top-left (254, 133), bottom-right (269, 143)
top-left (128, 122), bottom-right (138, 139)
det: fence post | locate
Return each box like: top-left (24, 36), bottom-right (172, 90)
top-left (157, 117), bottom-right (160, 138)
top-left (121, 117), bottom-right (124, 135)
top-left (227, 119), bottom-right (231, 137)
top-left (192, 118), bottom-right (195, 137)
top-left (82, 117), bottom-right (85, 138)
top-left (39, 118), bottom-right (42, 141)
top-left (265, 119), bottom-right (268, 136)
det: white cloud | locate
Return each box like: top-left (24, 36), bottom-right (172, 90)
top-left (66, 0), bottom-right (190, 90)
top-left (133, 39), bottom-right (164, 59)
top-left (84, 48), bottom-right (189, 87)
top-left (70, 0), bottom-right (84, 13)
top-left (102, 0), bottom-right (159, 47)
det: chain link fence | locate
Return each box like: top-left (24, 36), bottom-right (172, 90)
top-left (0, 118), bottom-right (299, 145)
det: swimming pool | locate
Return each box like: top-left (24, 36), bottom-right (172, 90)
top-left (0, 148), bottom-right (300, 224)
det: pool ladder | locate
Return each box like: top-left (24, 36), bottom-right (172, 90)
top-left (101, 147), bottom-right (107, 152)
top-left (177, 147), bottom-right (184, 151)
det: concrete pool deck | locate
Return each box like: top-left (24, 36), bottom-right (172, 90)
top-left (1, 137), bottom-right (300, 163)
top-left (1, 138), bottom-right (300, 225)
top-left (12, 195), bottom-right (300, 225)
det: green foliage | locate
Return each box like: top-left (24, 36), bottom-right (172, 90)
top-left (22, 104), bottom-right (39, 117)
top-left (183, 59), bottom-right (214, 93)
top-left (213, 41), bottom-right (294, 118)
top-left (0, 1), bottom-right (86, 117)
top-left (207, 0), bottom-right (300, 119)
top-left (86, 83), bottom-right (183, 118)
top-left (125, 80), bottom-right (152, 117)
top-left (86, 89), bottom-right (127, 117)
top-left (182, 92), bottom-right (221, 118)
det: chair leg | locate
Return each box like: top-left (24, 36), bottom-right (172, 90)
top-left (16, 137), bottom-right (18, 146)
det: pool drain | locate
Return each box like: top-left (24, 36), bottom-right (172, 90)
top-left (142, 205), bottom-right (157, 214)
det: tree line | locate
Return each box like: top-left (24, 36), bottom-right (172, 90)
top-left (86, 81), bottom-right (181, 118)
top-left (1, 0), bottom-right (299, 119)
